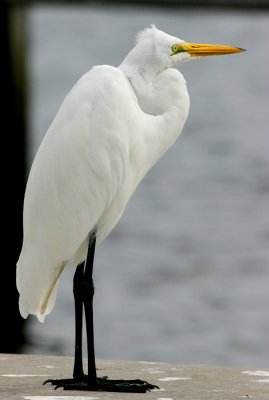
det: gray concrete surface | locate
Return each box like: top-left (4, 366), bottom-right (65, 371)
top-left (0, 353), bottom-right (268, 399)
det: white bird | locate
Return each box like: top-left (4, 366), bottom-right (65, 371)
top-left (16, 26), bottom-right (244, 392)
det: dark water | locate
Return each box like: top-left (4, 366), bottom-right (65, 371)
top-left (23, 4), bottom-right (269, 368)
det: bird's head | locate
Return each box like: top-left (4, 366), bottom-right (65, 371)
top-left (120, 25), bottom-right (245, 77)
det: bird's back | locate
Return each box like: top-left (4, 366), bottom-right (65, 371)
top-left (17, 65), bottom-right (141, 321)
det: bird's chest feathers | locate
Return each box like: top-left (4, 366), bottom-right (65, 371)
top-left (124, 69), bottom-right (189, 184)
top-left (85, 67), bottom-right (189, 210)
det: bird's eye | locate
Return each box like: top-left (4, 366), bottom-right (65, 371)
top-left (171, 44), bottom-right (179, 53)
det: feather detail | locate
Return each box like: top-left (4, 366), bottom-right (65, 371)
top-left (136, 24), bottom-right (157, 44)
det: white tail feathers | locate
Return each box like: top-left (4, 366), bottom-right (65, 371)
top-left (17, 259), bottom-right (65, 323)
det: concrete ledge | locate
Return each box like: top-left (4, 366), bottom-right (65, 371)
top-left (0, 353), bottom-right (268, 399)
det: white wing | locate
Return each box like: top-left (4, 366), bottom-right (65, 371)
top-left (17, 64), bottom-right (189, 322)
top-left (17, 65), bottom-right (135, 321)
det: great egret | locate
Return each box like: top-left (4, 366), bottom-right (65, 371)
top-left (17, 26), bottom-right (244, 392)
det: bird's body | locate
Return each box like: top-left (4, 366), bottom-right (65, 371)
top-left (17, 31), bottom-right (189, 322)
top-left (16, 26), bottom-right (244, 393)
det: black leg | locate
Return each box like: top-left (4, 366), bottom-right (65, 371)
top-left (43, 262), bottom-right (86, 387)
top-left (82, 231), bottom-right (97, 388)
top-left (44, 230), bottom-right (158, 393)
top-left (73, 262), bottom-right (85, 382)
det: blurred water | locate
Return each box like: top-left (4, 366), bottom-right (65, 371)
top-left (23, 4), bottom-right (269, 368)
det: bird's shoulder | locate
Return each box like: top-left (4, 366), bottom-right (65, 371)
top-left (60, 65), bottom-right (130, 117)
top-left (52, 65), bottom-right (129, 131)
top-left (77, 65), bottom-right (127, 92)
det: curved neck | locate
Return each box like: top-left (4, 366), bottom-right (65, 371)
top-left (120, 62), bottom-right (189, 120)
top-left (120, 65), bottom-right (190, 182)
top-left (120, 64), bottom-right (171, 115)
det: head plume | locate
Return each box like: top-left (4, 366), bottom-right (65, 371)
top-left (136, 25), bottom-right (158, 44)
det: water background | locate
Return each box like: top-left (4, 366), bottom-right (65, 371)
top-left (23, 4), bottom-right (269, 368)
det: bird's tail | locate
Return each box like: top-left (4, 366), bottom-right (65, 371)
top-left (16, 257), bottom-right (65, 323)
top-left (39, 262), bottom-right (65, 319)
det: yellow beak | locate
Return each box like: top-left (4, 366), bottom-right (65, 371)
top-left (173, 42), bottom-right (245, 57)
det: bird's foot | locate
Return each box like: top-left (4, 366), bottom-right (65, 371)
top-left (96, 376), bottom-right (158, 393)
top-left (44, 377), bottom-right (84, 387)
top-left (44, 376), bottom-right (158, 393)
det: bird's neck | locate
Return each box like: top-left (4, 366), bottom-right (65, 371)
top-left (119, 63), bottom-right (190, 181)
top-left (120, 64), bottom-right (169, 115)
top-left (119, 62), bottom-right (188, 120)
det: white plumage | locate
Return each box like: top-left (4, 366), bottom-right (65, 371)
top-left (16, 25), bottom-right (243, 324)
